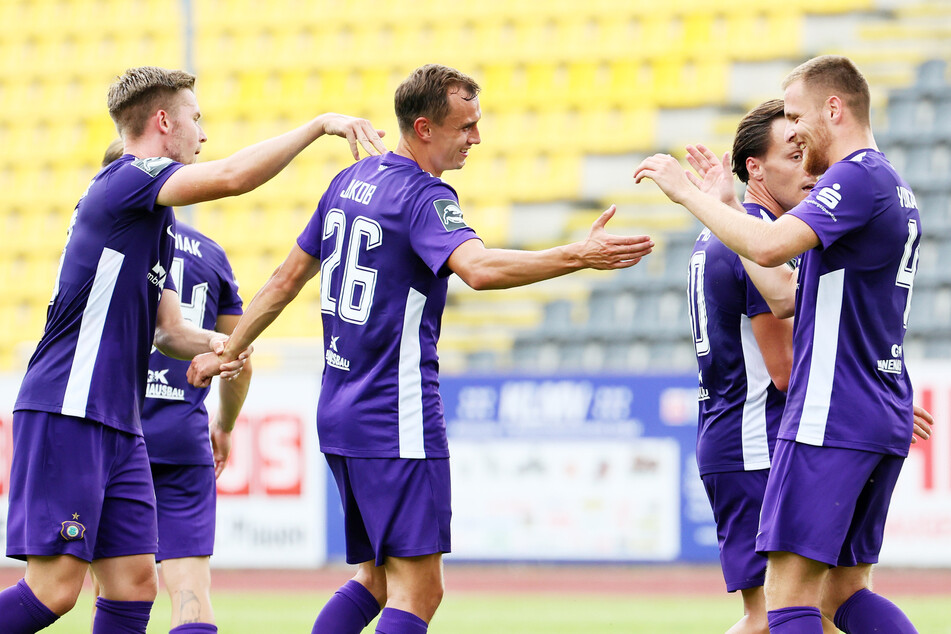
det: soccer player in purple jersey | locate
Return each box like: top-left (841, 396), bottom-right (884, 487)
top-left (92, 141), bottom-right (252, 634)
top-left (636, 55), bottom-right (924, 633)
top-left (0, 66), bottom-right (386, 634)
top-left (190, 64), bottom-right (654, 634)
top-left (688, 99), bottom-right (814, 634)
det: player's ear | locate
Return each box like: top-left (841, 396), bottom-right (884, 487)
top-left (746, 156), bottom-right (763, 181)
top-left (155, 109), bottom-right (171, 135)
top-left (826, 95), bottom-right (843, 123)
top-left (413, 117), bottom-right (431, 141)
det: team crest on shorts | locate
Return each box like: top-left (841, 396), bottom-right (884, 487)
top-left (60, 515), bottom-right (86, 541)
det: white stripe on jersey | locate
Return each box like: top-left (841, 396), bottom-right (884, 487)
top-left (796, 268), bottom-right (845, 445)
top-left (398, 287), bottom-right (427, 459)
top-left (739, 316), bottom-right (772, 470)
top-left (62, 247), bottom-right (125, 418)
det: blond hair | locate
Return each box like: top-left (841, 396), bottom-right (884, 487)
top-left (782, 56), bottom-right (870, 125)
top-left (107, 66), bottom-right (196, 139)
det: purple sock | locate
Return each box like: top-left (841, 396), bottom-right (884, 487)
top-left (375, 608), bottom-right (428, 634)
top-left (92, 597), bottom-right (152, 634)
top-left (834, 588), bottom-right (918, 633)
top-left (767, 606), bottom-right (823, 633)
top-left (312, 580), bottom-right (381, 634)
top-left (0, 579), bottom-right (59, 633)
top-left (170, 624), bottom-right (218, 633)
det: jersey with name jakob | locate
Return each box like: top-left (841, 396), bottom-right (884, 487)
top-left (297, 152), bottom-right (480, 459)
top-left (784, 149), bottom-right (920, 456)
top-left (15, 154), bottom-right (183, 436)
top-left (689, 203), bottom-right (786, 476)
top-left (143, 222), bottom-right (243, 465)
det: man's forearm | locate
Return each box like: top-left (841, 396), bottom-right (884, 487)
top-left (154, 321), bottom-right (216, 361)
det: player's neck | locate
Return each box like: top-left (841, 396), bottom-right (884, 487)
top-left (123, 136), bottom-right (170, 161)
top-left (743, 182), bottom-right (786, 218)
top-left (395, 137), bottom-right (441, 178)
top-left (827, 127), bottom-right (878, 165)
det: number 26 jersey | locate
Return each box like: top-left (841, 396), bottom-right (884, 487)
top-left (297, 152), bottom-right (480, 459)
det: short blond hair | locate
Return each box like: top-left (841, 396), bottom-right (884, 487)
top-left (782, 55), bottom-right (870, 125)
top-left (107, 66), bottom-right (196, 139)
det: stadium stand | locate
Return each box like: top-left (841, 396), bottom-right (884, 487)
top-left (0, 0), bottom-right (948, 373)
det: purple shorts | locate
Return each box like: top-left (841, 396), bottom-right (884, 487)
top-left (325, 454), bottom-right (451, 566)
top-left (756, 439), bottom-right (904, 567)
top-left (702, 470), bottom-right (769, 592)
top-left (151, 463), bottom-right (216, 562)
top-left (6, 410), bottom-right (158, 562)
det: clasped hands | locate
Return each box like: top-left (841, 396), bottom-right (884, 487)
top-left (186, 337), bottom-right (252, 388)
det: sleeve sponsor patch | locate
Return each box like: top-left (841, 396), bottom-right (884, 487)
top-left (433, 199), bottom-right (467, 231)
top-left (132, 156), bottom-right (175, 178)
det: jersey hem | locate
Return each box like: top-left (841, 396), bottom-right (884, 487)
top-left (320, 445), bottom-right (450, 459)
top-left (777, 432), bottom-right (909, 457)
top-left (13, 403), bottom-right (143, 437)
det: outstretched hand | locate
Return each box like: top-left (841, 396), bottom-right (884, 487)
top-left (576, 205), bottom-right (654, 270)
top-left (320, 113), bottom-right (387, 159)
top-left (633, 154), bottom-right (694, 204)
top-left (685, 145), bottom-right (739, 208)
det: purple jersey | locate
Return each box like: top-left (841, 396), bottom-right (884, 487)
top-left (297, 152), bottom-right (480, 459)
top-left (783, 149), bottom-right (920, 456)
top-left (689, 203), bottom-right (786, 476)
top-left (15, 155), bottom-right (184, 436)
top-left (142, 222), bottom-right (243, 465)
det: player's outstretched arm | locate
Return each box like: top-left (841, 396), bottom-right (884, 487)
top-left (208, 244), bottom-right (321, 373)
top-left (634, 153), bottom-right (819, 268)
top-left (448, 205), bottom-right (653, 291)
top-left (156, 289), bottom-right (250, 389)
top-left (157, 113), bottom-right (387, 207)
top-left (210, 313), bottom-right (253, 478)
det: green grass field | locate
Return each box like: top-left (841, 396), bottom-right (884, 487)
top-left (42, 590), bottom-right (951, 633)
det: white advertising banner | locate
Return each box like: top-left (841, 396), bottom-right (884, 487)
top-left (0, 372), bottom-right (326, 569)
top-left (450, 439), bottom-right (681, 561)
top-left (880, 360), bottom-right (951, 567)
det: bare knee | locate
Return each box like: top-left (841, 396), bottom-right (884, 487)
top-left (352, 563), bottom-right (387, 608)
top-left (24, 556), bottom-right (88, 616)
top-left (33, 581), bottom-right (83, 616)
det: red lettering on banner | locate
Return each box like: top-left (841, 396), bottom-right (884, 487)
top-left (910, 388), bottom-right (935, 491)
top-left (216, 412), bottom-right (304, 497)
top-left (0, 415), bottom-right (11, 495)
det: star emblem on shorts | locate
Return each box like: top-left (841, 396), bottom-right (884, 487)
top-left (72, 513), bottom-right (80, 520)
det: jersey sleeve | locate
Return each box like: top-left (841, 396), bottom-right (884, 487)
top-left (788, 159), bottom-right (874, 249)
top-left (408, 184), bottom-right (481, 277)
top-left (109, 157), bottom-right (184, 214)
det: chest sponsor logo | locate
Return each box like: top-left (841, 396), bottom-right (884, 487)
top-left (326, 336), bottom-right (351, 371)
top-left (146, 368), bottom-right (185, 400)
top-left (809, 183), bottom-right (842, 221)
top-left (148, 260), bottom-right (167, 290)
top-left (132, 156), bottom-right (175, 178)
top-left (877, 344), bottom-right (904, 375)
top-left (434, 199), bottom-right (467, 231)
